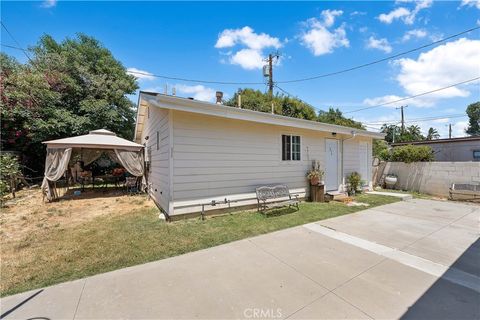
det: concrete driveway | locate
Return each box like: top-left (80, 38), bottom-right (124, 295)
top-left (2, 199), bottom-right (479, 319)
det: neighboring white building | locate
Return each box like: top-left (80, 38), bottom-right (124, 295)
top-left (135, 91), bottom-right (384, 218)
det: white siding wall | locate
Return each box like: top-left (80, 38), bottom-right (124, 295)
top-left (141, 107), bottom-right (171, 213)
top-left (171, 111), bottom-right (332, 213)
top-left (343, 138), bottom-right (372, 187)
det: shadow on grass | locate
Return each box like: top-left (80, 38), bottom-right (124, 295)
top-left (261, 206), bottom-right (299, 217)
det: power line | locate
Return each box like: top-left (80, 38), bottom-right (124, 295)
top-left (276, 26), bottom-right (480, 84)
top-left (274, 84), bottom-right (320, 111)
top-left (343, 77), bottom-right (480, 114)
top-left (363, 114), bottom-right (467, 126)
top-left (1, 21), bottom-right (33, 63)
top-left (1, 43), bottom-right (24, 51)
top-left (3, 26), bottom-right (477, 86)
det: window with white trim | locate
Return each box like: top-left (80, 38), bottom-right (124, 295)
top-left (282, 135), bottom-right (301, 161)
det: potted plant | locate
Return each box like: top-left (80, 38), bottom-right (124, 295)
top-left (307, 169), bottom-right (324, 185)
top-left (347, 172), bottom-right (361, 196)
top-left (385, 174), bottom-right (398, 189)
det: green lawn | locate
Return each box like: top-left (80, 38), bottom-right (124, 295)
top-left (1, 194), bottom-right (399, 297)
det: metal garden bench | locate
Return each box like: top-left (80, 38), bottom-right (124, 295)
top-left (256, 185), bottom-right (300, 214)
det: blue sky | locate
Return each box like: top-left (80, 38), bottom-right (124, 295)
top-left (1, 1), bottom-right (479, 138)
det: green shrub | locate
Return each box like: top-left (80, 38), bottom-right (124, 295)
top-left (347, 171), bottom-right (362, 193)
top-left (373, 140), bottom-right (389, 159)
top-left (387, 145), bottom-right (434, 163)
top-left (0, 154), bottom-right (20, 197)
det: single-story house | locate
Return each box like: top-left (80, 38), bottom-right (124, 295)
top-left (135, 91), bottom-right (384, 218)
top-left (392, 136), bottom-right (480, 162)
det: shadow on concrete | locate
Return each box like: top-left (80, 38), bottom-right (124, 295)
top-left (0, 290), bottom-right (44, 319)
top-left (401, 238), bottom-right (480, 320)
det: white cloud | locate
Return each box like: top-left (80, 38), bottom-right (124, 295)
top-left (176, 84), bottom-right (216, 102)
top-left (366, 36), bottom-right (392, 53)
top-left (41, 0), bottom-right (56, 7)
top-left (126, 68), bottom-right (155, 81)
top-left (321, 9), bottom-right (343, 27)
top-left (350, 11), bottom-right (367, 16)
top-left (378, 7), bottom-right (411, 24)
top-left (452, 120), bottom-right (469, 137)
top-left (395, 38), bottom-right (480, 100)
top-left (363, 38), bottom-right (480, 108)
top-left (378, 0), bottom-right (432, 25)
top-left (214, 26), bottom-right (281, 70)
top-left (363, 95), bottom-right (403, 107)
top-left (301, 10), bottom-right (349, 56)
top-left (461, 0), bottom-right (480, 9)
top-left (402, 29), bottom-right (428, 42)
top-left (229, 49), bottom-right (264, 70)
top-left (215, 26), bottom-right (281, 50)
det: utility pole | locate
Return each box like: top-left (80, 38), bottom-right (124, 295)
top-left (396, 105), bottom-right (408, 134)
top-left (268, 53), bottom-right (274, 98)
top-left (263, 52), bottom-right (280, 108)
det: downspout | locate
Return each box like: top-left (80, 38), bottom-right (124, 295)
top-left (341, 130), bottom-right (357, 193)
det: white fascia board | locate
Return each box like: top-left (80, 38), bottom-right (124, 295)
top-left (141, 93), bottom-right (385, 139)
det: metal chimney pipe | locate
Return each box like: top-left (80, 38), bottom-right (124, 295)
top-left (238, 94), bottom-right (242, 108)
top-left (216, 91), bottom-right (223, 104)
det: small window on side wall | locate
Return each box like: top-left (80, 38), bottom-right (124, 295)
top-left (473, 150), bottom-right (480, 161)
top-left (282, 135), bottom-right (301, 161)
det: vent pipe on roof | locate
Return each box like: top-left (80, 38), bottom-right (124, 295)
top-left (216, 91), bottom-right (223, 104)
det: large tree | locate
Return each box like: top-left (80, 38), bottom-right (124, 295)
top-left (1, 34), bottom-right (138, 173)
top-left (381, 124), bottom-right (425, 143)
top-left (466, 101), bottom-right (480, 136)
top-left (224, 88), bottom-right (317, 120)
top-left (316, 108), bottom-right (364, 130)
top-left (224, 89), bottom-right (364, 129)
top-left (426, 127), bottom-right (440, 140)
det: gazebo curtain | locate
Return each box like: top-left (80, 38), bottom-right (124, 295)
top-left (41, 148), bottom-right (73, 201)
top-left (111, 149), bottom-right (144, 177)
top-left (41, 147), bottom-right (144, 201)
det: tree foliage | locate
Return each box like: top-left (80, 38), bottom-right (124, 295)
top-left (224, 89), bottom-right (363, 129)
top-left (466, 101), bottom-right (480, 136)
top-left (373, 139), bottom-right (389, 159)
top-left (316, 108), bottom-right (365, 129)
top-left (0, 34), bottom-right (138, 173)
top-left (426, 127), bottom-right (440, 140)
top-left (382, 145), bottom-right (434, 163)
top-left (0, 154), bottom-right (20, 198)
top-left (224, 88), bottom-right (317, 120)
top-left (381, 124), bottom-right (425, 143)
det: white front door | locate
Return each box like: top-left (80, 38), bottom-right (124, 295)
top-left (325, 139), bottom-right (339, 191)
top-left (359, 141), bottom-right (369, 185)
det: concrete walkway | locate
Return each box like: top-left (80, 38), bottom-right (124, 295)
top-left (2, 199), bottom-right (479, 319)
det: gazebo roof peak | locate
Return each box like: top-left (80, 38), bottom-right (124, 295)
top-left (89, 129), bottom-right (116, 136)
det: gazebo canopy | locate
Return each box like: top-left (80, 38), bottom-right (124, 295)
top-left (43, 129), bottom-right (143, 151)
top-left (41, 129), bottom-right (145, 201)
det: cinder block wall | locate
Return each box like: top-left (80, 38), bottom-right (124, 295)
top-left (378, 162), bottom-right (480, 197)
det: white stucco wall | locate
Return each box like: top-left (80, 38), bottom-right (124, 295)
top-left (380, 161), bottom-right (480, 197)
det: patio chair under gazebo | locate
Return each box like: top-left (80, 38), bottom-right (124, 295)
top-left (40, 129), bottom-right (145, 201)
